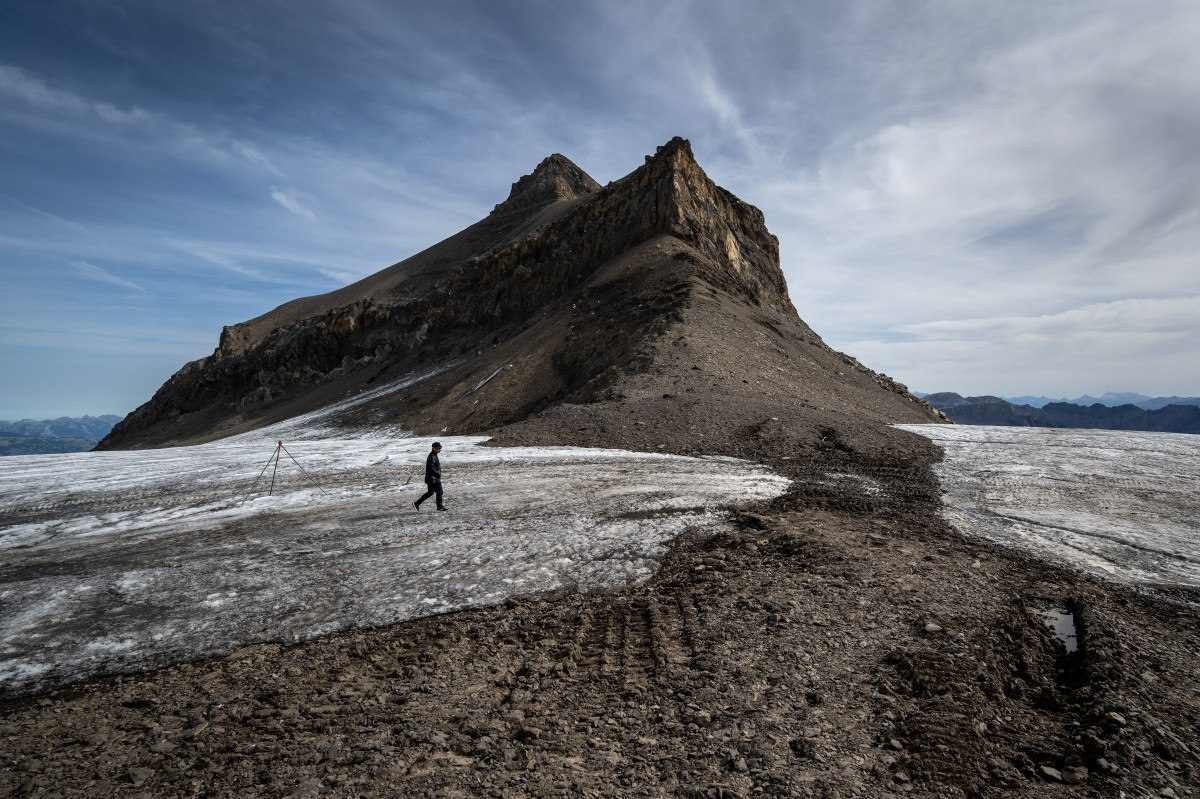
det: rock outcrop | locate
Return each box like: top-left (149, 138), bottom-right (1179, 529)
top-left (99, 137), bottom-right (940, 449)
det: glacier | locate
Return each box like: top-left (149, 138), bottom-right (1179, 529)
top-left (0, 372), bottom-right (789, 694)
top-left (900, 424), bottom-right (1200, 591)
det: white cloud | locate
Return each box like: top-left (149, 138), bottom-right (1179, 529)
top-left (900, 296), bottom-right (1200, 340)
top-left (0, 64), bottom-right (154, 125)
top-left (72, 260), bottom-right (145, 294)
top-left (743, 4), bottom-right (1200, 394)
top-left (269, 186), bottom-right (317, 221)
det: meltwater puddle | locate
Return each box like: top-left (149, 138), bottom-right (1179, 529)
top-left (1028, 603), bottom-right (1079, 654)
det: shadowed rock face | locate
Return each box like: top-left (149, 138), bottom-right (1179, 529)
top-left (99, 137), bottom-right (940, 450)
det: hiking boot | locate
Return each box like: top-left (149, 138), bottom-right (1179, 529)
top-left (437, 505), bottom-right (447, 511)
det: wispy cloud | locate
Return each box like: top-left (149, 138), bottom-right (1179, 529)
top-left (0, 64), bottom-right (153, 125)
top-left (72, 260), bottom-right (146, 293)
top-left (899, 296), bottom-right (1200, 341)
top-left (269, 186), bottom-right (317, 221)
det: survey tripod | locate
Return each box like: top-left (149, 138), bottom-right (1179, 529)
top-left (246, 440), bottom-right (330, 497)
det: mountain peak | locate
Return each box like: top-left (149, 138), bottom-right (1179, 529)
top-left (644, 136), bottom-right (696, 167)
top-left (493, 152), bottom-right (600, 216)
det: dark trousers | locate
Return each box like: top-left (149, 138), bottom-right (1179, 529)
top-left (416, 479), bottom-right (443, 508)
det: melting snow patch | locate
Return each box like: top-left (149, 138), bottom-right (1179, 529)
top-left (818, 471), bottom-right (884, 496)
top-left (0, 425), bottom-right (788, 694)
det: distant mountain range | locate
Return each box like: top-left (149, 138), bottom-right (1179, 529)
top-left (922, 394), bottom-right (1200, 434)
top-left (0, 415), bottom-right (121, 456)
top-left (998, 392), bottom-right (1200, 410)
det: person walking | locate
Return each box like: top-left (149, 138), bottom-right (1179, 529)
top-left (414, 441), bottom-right (446, 511)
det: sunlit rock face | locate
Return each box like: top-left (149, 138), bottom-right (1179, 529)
top-left (0, 401), bottom-right (788, 694)
top-left (900, 424), bottom-right (1200, 590)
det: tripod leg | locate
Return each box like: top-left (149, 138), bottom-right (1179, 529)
top-left (280, 443), bottom-right (329, 496)
top-left (247, 445), bottom-right (279, 497)
top-left (269, 444), bottom-right (280, 495)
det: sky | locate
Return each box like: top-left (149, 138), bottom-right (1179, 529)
top-left (1, 1), bottom-right (1198, 419)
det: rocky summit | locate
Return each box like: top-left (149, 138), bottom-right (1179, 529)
top-left (98, 137), bottom-right (939, 451)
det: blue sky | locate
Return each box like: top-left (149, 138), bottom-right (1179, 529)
top-left (2, 1), bottom-right (1199, 419)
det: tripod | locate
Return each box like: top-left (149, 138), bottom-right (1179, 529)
top-left (246, 440), bottom-right (330, 497)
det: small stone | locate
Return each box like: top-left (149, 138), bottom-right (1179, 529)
top-left (515, 725), bottom-right (542, 741)
top-left (1105, 711), bottom-right (1127, 727)
top-left (1160, 788), bottom-right (1178, 799)
top-left (129, 767), bottom-right (155, 787)
top-left (789, 738), bottom-right (816, 759)
top-left (731, 756), bottom-right (748, 773)
top-left (924, 622), bottom-right (943, 634)
top-left (1039, 766), bottom-right (1063, 782)
top-left (1065, 766), bottom-right (1089, 784)
top-left (888, 738), bottom-right (904, 751)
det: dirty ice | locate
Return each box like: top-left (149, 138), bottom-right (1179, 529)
top-left (900, 424), bottom-right (1200, 592)
top-left (0, 373), bottom-right (789, 694)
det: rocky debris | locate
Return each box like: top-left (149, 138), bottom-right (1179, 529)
top-left (1040, 765), bottom-right (1064, 781)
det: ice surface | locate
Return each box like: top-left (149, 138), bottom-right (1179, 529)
top-left (899, 424), bottom-right (1200, 591)
top-left (0, 380), bottom-right (789, 694)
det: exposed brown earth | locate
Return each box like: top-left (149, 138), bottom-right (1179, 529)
top-left (8, 140), bottom-right (1196, 797)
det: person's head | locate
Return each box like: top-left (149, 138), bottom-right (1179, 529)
top-left (431, 442), bottom-right (442, 452)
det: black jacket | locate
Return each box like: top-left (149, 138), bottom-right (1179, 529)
top-left (424, 451), bottom-right (441, 483)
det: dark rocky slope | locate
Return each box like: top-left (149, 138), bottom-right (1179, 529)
top-left (99, 138), bottom-right (940, 450)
